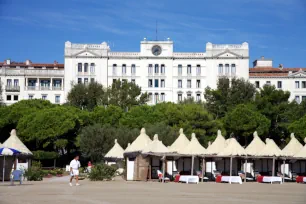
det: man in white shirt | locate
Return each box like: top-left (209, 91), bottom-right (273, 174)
top-left (69, 155), bottom-right (81, 186)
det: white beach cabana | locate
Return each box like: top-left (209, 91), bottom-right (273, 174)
top-left (256, 138), bottom-right (283, 176)
top-left (179, 133), bottom-right (206, 176)
top-left (292, 138), bottom-right (306, 176)
top-left (105, 139), bottom-right (125, 174)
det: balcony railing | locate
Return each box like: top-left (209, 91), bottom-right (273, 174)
top-left (0, 68), bottom-right (64, 77)
top-left (5, 86), bottom-right (20, 92)
top-left (26, 86), bottom-right (63, 91)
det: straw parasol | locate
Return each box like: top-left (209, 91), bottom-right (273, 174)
top-left (282, 133), bottom-right (303, 157)
top-left (124, 128), bottom-right (152, 153)
top-left (245, 131), bottom-right (266, 156)
top-left (142, 134), bottom-right (170, 154)
top-left (256, 138), bottom-right (283, 157)
top-left (179, 133), bottom-right (206, 155)
top-left (3, 129), bottom-right (32, 155)
top-left (205, 130), bottom-right (226, 155)
top-left (293, 138), bottom-right (306, 158)
top-left (105, 139), bottom-right (124, 160)
top-left (168, 128), bottom-right (190, 153)
top-left (218, 138), bottom-right (246, 157)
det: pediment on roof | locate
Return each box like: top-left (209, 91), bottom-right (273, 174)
top-left (213, 49), bottom-right (241, 58)
top-left (73, 50), bottom-right (99, 57)
top-left (288, 69), bottom-right (306, 77)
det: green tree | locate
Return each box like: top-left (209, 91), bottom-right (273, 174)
top-left (144, 122), bottom-right (177, 146)
top-left (288, 115), bottom-right (306, 142)
top-left (204, 77), bottom-right (256, 119)
top-left (92, 105), bottom-right (123, 127)
top-left (223, 104), bottom-right (270, 146)
top-left (106, 79), bottom-right (148, 109)
top-left (67, 82), bottom-right (106, 111)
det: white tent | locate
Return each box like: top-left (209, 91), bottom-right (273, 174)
top-left (3, 129), bottom-right (32, 155)
top-left (206, 130), bottom-right (226, 155)
top-left (168, 128), bottom-right (190, 153)
top-left (293, 138), bottom-right (306, 158)
top-left (245, 131), bottom-right (266, 156)
top-left (105, 139), bottom-right (124, 160)
top-left (142, 134), bottom-right (170, 154)
top-left (282, 133), bottom-right (303, 157)
top-left (124, 128), bottom-right (152, 153)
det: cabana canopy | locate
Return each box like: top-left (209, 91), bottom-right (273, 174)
top-left (124, 128), bottom-right (152, 153)
top-left (105, 139), bottom-right (124, 159)
top-left (179, 133), bottom-right (206, 155)
top-left (0, 143), bottom-right (3, 148)
top-left (142, 134), bottom-right (169, 155)
top-left (282, 133), bottom-right (303, 157)
top-left (293, 138), bottom-right (306, 159)
top-left (168, 128), bottom-right (190, 153)
top-left (245, 131), bottom-right (266, 156)
top-left (256, 138), bottom-right (283, 157)
top-left (205, 130), bottom-right (226, 155)
top-left (3, 129), bottom-right (32, 155)
top-left (218, 137), bottom-right (245, 156)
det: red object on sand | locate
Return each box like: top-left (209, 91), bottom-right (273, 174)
top-left (175, 175), bottom-right (180, 182)
top-left (216, 175), bottom-right (222, 183)
top-left (296, 176), bottom-right (305, 183)
top-left (257, 176), bottom-right (264, 183)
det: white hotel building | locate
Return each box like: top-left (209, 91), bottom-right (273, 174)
top-left (1, 39), bottom-right (306, 105)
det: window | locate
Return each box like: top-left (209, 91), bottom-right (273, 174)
top-left (122, 79), bottom-right (127, 83)
top-left (84, 78), bottom-right (89, 85)
top-left (187, 64), bottom-right (191, 74)
top-left (196, 80), bottom-right (201, 88)
top-left (187, 80), bottom-right (191, 88)
top-left (13, 95), bottom-right (18, 101)
top-left (154, 79), bottom-right (159, 87)
top-left (196, 94), bottom-right (201, 101)
top-left (178, 64), bottom-right (182, 75)
top-left (122, 64), bottom-right (126, 74)
top-left (42, 95), bottom-right (47, 100)
top-left (78, 63), bottom-right (82, 72)
top-left (218, 64), bottom-right (223, 74)
top-left (131, 64), bottom-right (136, 74)
top-left (113, 79), bottom-right (116, 84)
top-left (90, 78), bottom-right (95, 83)
top-left (6, 95), bottom-right (11, 101)
top-left (178, 80), bottom-right (182, 88)
top-left (225, 64), bottom-right (230, 75)
top-left (148, 79), bottom-right (153, 87)
top-left (78, 78), bottom-right (82, 84)
top-left (277, 81), bottom-right (282, 89)
top-left (131, 79), bottom-right (135, 83)
top-left (154, 93), bottom-right (159, 103)
top-left (295, 81), bottom-right (300, 89)
top-left (196, 65), bottom-right (201, 75)
top-left (55, 95), bottom-right (60, 103)
top-left (266, 81), bottom-right (271, 85)
top-left (187, 93), bottom-right (192, 99)
top-left (161, 79), bottom-right (165, 88)
top-left (295, 96), bottom-right (300, 103)
top-left (302, 96), bottom-right (306, 101)
top-left (14, 79), bottom-right (19, 86)
top-left (255, 81), bottom-right (260, 88)
top-left (148, 64), bottom-right (153, 74)
top-left (90, 63), bottom-right (95, 73)
top-left (231, 64), bottom-right (236, 74)
top-left (161, 64), bottom-right (165, 74)
top-left (160, 93), bottom-right (165, 101)
top-left (178, 94), bottom-right (182, 102)
top-left (84, 63), bottom-right (88, 72)
top-left (7, 79), bottom-right (12, 86)
top-left (154, 64), bottom-right (159, 73)
top-left (302, 81), bottom-right (306, 88)
top-left (148, 93), bottom-right (153, 102)
top-left (112, 64), bottom-right (117, 75)
top-left (28, 95), bottom-right (34, 99)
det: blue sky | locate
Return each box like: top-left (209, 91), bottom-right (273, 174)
top-left (0, 0), bottom-right (305, 67)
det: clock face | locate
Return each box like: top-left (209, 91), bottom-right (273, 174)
top-left (152, 45), bottom-right (162, 56)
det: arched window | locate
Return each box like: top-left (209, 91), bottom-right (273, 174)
top-left (218, 64), bottom-right (223, 74)
top-left (90, 63), bottom-right (95, 73)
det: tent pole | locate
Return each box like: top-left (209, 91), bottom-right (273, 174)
top-left (3, 156), bottom-right (5, 183)
top-left (244, 158), bottom-right (247, 183)
top-left (191, 155), bottom-right (194, 176)
top-left (230, 157), bottom-right (233, 184)
top-left (162, 155), bottom-right (165, 183)
top-left (282, 159), bottom-right (285, 183)
top-left (272, 157), bottom-right (275, 177)
top-left (201, 157), bottom-right (205, 182)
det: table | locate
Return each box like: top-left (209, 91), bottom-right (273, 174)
top-left (216, 176), bottom-right (242, 184)
top-left (257, 176), bottom-right (282, 184)
top-left (296, 176), bottom-right (306, 183)
top-left (179, 175), bottom-right (199, 184)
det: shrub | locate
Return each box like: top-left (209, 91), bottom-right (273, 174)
top-left (55, 168), bottom-right (64, 175)
top-left (88, 163), bottom-right (116, 181)
top-left (25, 167), bottom-right (44, 181)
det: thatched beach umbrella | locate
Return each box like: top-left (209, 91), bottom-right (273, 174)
top-left (179, 133), bottom-right (206, 176)
top-left (105, 139), bottom-right (124, 160)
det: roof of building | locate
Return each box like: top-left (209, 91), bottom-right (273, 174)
top-left (124, 128), bottom-right (152, 153)
top-left (249, 67), bottom-right (306, 77)
top-left (179, 133), bottom-right (206, 155)
top-left (282, 133), bottom-right (303, 157)
top-left (256, 138), bottom-right (283, 157)
top-left (168, 128), bottom-right (190, 153)
top-left (294, 138), bottom-right (306, 158)
top-left (3, 129), bottom-right (32, 155)
top-left (218, 137), bottom-right (245, 156)
top-left (105, 139), bottom-right (124, 159)
top-left (0, 59), bottom-right (64, 69)
top-left (205, 130), bottom-right (226, 155)
top-left (245, 131), bottom-right (266, 156)
top-left (142, 134), bottom-right (170, 154)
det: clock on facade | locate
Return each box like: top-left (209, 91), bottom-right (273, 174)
top-left (152, 45), bottom-right (162, 56)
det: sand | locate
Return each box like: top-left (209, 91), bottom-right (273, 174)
top-left (0, 176), bottom-right (305, 204)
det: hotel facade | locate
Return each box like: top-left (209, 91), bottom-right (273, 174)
top-left (1, 39), bottom-right (306, 105)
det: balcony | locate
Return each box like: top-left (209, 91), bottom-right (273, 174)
top-left (5, 86), bottom-right (20, 92)
top-left (26, 86), bottom-right (63, 91)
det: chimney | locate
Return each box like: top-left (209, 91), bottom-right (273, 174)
top-left (25, 60), bottom-right (31, 65)
top-left (6, 59), bottom-right (11, 65)
top-left (261, 56), bottom-right (265, 60)
top-left (279, 64), bottom-right (283, 69)
top-left (54, 60), bottom-right (58, 65)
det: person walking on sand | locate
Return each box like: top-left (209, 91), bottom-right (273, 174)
top-left (69, 155), bottom-right (81, 186)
